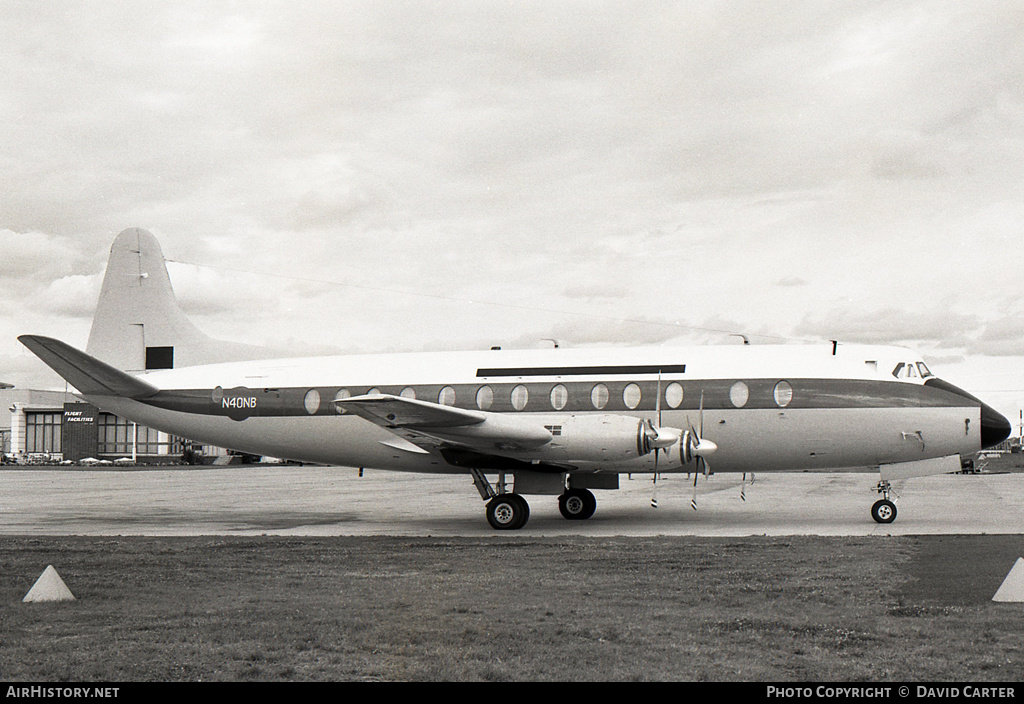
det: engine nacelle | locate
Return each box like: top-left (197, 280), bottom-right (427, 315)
top-left (530, 414), bottom-right (673, 463)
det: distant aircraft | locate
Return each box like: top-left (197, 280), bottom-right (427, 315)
top-left (20, 228), bottom-right (1012, 529)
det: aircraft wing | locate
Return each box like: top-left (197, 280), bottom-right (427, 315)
top-left (335, 393), bottom-right (487, 428)
top-left (336, 394), bottom-right (554, 457)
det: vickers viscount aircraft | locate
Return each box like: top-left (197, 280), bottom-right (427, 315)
top-left (20, 229), bottom-right (1012, 529)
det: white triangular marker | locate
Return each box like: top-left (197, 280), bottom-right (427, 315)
top-left (23, 565), bottom-right (76, 603)
top-left (992, 558), bottom-right (1024, 603)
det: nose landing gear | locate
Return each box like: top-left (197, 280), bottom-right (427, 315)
top-left (872, 480), bottom-right (897, 524)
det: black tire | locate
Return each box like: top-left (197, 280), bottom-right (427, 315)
top-left (871, 499), bottom-right (897, 524)
top-left (558, 489), bottom-right (597, 520)
top-left (486, 494), bottom-right (530, 530)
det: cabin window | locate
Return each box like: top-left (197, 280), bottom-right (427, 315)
top-left (729, 381), bottom-right (749, 408)
top-left (917, 362), bottom-right (933, 378)
top-left (400, 387), bottom-right (417, 399)
top-left (476, 385), bottom-right (493, 410)
top-left (665, 382), bottom-right (683, 409)
top-left (550, 384), bottom-right (568, 410)
top-left (367, 387), bottom-right (381, 396)
top-left (511, 384), bottom-right (529, 411)
top-left (333, 388), bottom-right (351, 414)
top-left (303, 389), bottom-right (321, 414)
top-left (591, 383), bottom-right (609, 409)
top-left (773, 380), bottom-right (793, 407)
top-left (623, 383), bottom-right (642, 409)
top-left (438, 386), bottom-right (456, 406)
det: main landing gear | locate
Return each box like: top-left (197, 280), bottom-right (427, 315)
top-left (484, 488), bottom-right (598, 529)
top-left (473, 470), bottom-right (598, 530)
top-left (871, 480), bottom-right (897, 524)
top-left (558, 488), bottom-right (597, 520)
top-left (485, 493), bottom-right (530, 530)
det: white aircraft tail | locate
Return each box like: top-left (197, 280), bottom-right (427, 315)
top-left (86, 228), bottom-right (274, 371)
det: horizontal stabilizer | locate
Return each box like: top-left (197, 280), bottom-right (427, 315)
top-left (18, 335), bottom-right (159, 399)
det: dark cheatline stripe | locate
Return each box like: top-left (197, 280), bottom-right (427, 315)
top-left (476, 364), bottom-right (686, 377)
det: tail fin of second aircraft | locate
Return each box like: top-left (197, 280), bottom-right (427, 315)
top-left (85, 228), bottom-right (275, 371)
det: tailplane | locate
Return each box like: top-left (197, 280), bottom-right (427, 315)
top-left (86, 228), bottom-right (275, 371)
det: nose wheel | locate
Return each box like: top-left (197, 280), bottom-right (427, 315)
top-left (871, 480), bottom-right (897, 523)
top-left (871, 499), bottom-right (897, 523)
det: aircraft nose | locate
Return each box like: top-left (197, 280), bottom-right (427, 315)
top-left (925, 378), bottom-right (1011, 449)
top-left (980, 402), bottom-right (1012, 449)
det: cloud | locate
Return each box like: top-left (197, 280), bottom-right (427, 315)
top-left (774, 276), bottom-right (808, 288)
top-left (793, 306), bottom-right (983, 349)
top-left (1, 1), bottom-right (1023, 403)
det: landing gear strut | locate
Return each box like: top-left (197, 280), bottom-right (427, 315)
top-left (871, 480), bottom-right (897, 524)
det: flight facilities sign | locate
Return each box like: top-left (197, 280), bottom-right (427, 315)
top-left (61, 402), bottom-right (98, 461)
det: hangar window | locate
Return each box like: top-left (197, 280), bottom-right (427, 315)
top-left (400, 387), bottom-right (417, 399)
top-left (333, 388), bottom-right (351, 414)
top-left (550, 384), bottom-right (568, 410)
top-left (511, 384), bottom-right (529, 411)
top-left (367, 387), bottom-right (381, 396)
top-left (729, 381), bottom-right (749, 408)
top-left (24, 412), bottom-right (61, 454)
top-left (623, 383), bottom-right (642, 409)
top-left (304, 389), bottom-right (321, 415)
top-left (773, 380), bottom-right (793, 407)
top-left (591, 383), bottom-right (609, 410)
top-left (665, 382), bottom-right (684, 409)
top-left (438, 386), bottom-right (456, 406)
top-left (476, 386), bottom-right (493, 410)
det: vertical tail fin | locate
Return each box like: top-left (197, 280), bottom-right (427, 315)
top-left (86, 228), bottom-right (273, 371)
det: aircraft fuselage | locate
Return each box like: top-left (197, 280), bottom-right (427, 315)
top-left (81, 342), bottom-right (1003, 474)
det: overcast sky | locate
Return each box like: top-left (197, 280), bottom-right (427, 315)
top-left (3, 1), bottom-right (1023, 423)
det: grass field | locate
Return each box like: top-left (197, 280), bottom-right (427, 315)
top-left (2, 534), bottom-right (1022, 682)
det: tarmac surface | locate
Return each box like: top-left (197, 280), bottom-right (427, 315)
top-left (2, 464), bottom-right (1022, 537)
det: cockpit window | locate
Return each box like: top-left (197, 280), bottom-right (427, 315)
top-left (892, 361), bottom-right (934, 380)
